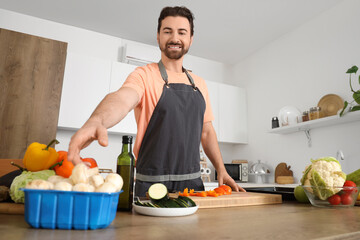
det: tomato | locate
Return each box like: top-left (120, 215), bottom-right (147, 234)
top-left (328, 194), bottom-right (341, 205)
top-left (343, 180), bottom-right (357, 193)
top-left (219, 185), bottom-right (232, 195)
top-left (214, 187), bottom-right (226, 196)
top-left (81, 158), bottom-right (98, 168)
top-left (341, 193), bottom-right (353, 205)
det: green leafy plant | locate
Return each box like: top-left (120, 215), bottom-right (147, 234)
top-left (339, 65), bottom-right (360, 116)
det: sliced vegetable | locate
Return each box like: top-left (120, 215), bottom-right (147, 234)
top-left (189, 189), bottom-right (197, 196)
top-left (206, 190), bottom-right (219, 197)
top-left (178, 188), bottom-right (190, 197)
top-left (148, 183), bottom-right (169, 202)
top-left (219, 185), bottom-right (232, 195)
top-left (214, 187), bottom-right (226, 196)
top-left (135, 184), bottom-right (199, 208)
top-left (178, 196), bottom-right (197, 207)
top-left (174, 198), bottom-right (190, 207)
top-left (135, 197), bottom-right (146, 206)
top-left (196, 191), bottom-right (207, 197)
top-left (162, 199), bottom-right (182, 208)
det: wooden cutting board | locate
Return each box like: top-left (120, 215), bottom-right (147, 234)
top-left (0, 203), bottom-right (24, 215)
top-left (171, 192), bottom-right (282, 209)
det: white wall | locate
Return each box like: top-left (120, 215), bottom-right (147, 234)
top-left (0, 8), bottom-right (228, 172)
top-left (229, 0), bottom-right (360, 183)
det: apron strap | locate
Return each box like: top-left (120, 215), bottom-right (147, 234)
top-left (158, 60), bottom-right (169, 86)
top-left (158, 60), bottom-right (197, 90)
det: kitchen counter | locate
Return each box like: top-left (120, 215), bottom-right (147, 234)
top-left (2, 202), bottom-right (360, 240)
top-left (204, 182), bottom-right (298, 190)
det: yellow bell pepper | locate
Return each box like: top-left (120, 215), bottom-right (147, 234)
top-left (23, 139), bottom-right (60, 172)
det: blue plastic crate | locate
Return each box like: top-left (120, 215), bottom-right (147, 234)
top-left (22, 188), bottom-right (121, 230)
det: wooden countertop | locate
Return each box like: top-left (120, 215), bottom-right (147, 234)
top-left (1, 203), bottom-right (360, 240)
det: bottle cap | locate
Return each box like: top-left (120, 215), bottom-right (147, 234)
top-left (122, 135), bottom-right (133, 144)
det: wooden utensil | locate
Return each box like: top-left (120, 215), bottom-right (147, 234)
top-left (317, 94), bottom-right (344, 117)
top-left (276, 176), bottom-right (294, 184)
top-left (275, 163), bottom-right (293, 184)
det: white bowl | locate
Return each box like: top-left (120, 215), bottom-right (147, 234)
top-left (278, 106), bottom-right (302, 126)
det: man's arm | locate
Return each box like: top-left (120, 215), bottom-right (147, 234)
top-left (201, 121), bottom-right (245, 192)
top-left (67, 87), bottom-right (139, 165)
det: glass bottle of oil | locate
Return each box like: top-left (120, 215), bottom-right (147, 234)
top-left (117, 135), bottom-right (134, 211)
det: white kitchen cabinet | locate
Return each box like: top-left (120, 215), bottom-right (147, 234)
top-left (206, 81), bottom-right (248, 144)
top-left (107, 61), bottom-right (137, 135)
top-left (58, 52), bottom-right (112, 129)
top-left (218, 83), bottom-right (248, 143)
top-left (206, 80), bottom-right (219, 134)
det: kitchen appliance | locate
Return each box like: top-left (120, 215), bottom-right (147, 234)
top-left (215, 161), bottom-right (248, 182)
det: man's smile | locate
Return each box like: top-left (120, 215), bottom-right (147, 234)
top-left (167, 44), bottom-right (182, 50)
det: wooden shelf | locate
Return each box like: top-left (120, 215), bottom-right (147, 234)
top-left (269, 110), bottom-right (360, 134)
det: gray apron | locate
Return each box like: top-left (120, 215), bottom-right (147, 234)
top-left (135, 61), bottom-right (206, 197)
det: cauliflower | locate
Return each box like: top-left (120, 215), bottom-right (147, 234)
top-left (301, 157), bottom-right (346, 200)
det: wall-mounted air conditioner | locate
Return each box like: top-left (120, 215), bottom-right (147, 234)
top-left (121, 40), bottom-right (161, 66)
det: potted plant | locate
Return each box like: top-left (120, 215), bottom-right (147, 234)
top-left (339, 65), bottom-right (360, 116)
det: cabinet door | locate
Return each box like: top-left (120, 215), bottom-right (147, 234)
top-left (58, 52), bottom-right (111, 129)
top-left (206, 80), bottom-right (219, 136)
top-left (218, 83), bottom-right (248, 143)
top-left (108, 62), bottom-right (137, 135)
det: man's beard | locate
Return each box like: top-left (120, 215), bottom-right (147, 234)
top-left (160, 42), bottom-right (189, 60)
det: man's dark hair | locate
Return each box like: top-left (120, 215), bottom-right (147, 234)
top-left (157, 6), bottom-right (194, 36)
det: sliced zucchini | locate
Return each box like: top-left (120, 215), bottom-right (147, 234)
top-left (161, 199), bottom-right (182, 208)
top-left (178, 196), bottom-right (197, 207)
top-left (174, 198), bottom-right (190, 208)
top-left (135, 197), bottom-right (145, 206)
top-left (145, 202), bottom-right (156, 208)
top-left (149, 183), bottom-right (169, 205)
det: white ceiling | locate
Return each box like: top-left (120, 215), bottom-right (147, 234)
top-left (0, 0), bottom-right (343, 64)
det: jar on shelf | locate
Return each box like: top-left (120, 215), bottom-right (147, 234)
top-left (309, 107), bottom-right (321, 120)
top-left (302, 111), bottom-right (309, 122)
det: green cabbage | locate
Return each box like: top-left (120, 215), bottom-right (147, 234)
top-left (10, 170), bottom-right (55, 203)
